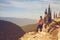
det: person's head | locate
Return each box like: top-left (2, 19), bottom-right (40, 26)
top-left (40, 16), bottom-right (42, 18)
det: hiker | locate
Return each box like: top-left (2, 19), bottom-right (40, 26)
top-left (37, 16), bottom-right (43, 32)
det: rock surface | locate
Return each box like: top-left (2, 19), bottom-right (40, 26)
top-left (19, 17), bottom-right (60, 40)
top-left (19, 31), bottom-right (53, 40)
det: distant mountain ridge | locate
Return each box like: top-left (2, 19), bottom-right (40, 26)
top-left (0, 17), bottom-right (37, 26)
top-left (22, 24), bottom-right (37, 32)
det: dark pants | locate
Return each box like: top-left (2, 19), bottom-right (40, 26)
top-left (37, 25), bottom-right (42, 32)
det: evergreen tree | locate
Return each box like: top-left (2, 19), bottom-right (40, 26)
top-left (56, 13), bottom-right (57, 18)
top-left (54, 12), bottom-right (56, 18)
top-left (59, 13), bottom-right (60, 16)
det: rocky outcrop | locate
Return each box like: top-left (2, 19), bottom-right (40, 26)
top-left (19, 31), bottom-right (53, 40)
top-left (19, 17), bottom-right (60, 40)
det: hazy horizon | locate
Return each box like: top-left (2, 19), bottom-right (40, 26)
top-left (0, 0), bottom-right (60, 19)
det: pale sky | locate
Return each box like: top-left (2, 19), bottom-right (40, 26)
top-left (0, 0), bottom-right (60, 19)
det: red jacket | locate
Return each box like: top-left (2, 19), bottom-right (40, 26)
top-left (38, 18), bottom-right (43, 25)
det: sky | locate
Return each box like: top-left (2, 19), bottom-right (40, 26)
top-left (0, 0), bottom-right (60, 19)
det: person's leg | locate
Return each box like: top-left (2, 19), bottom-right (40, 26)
top-left (40, 25), bottom-right (42, 32)
top-left (41, 24), bottom-right (43, 31)
top-left (37, 25), bottom-right (40, 32)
